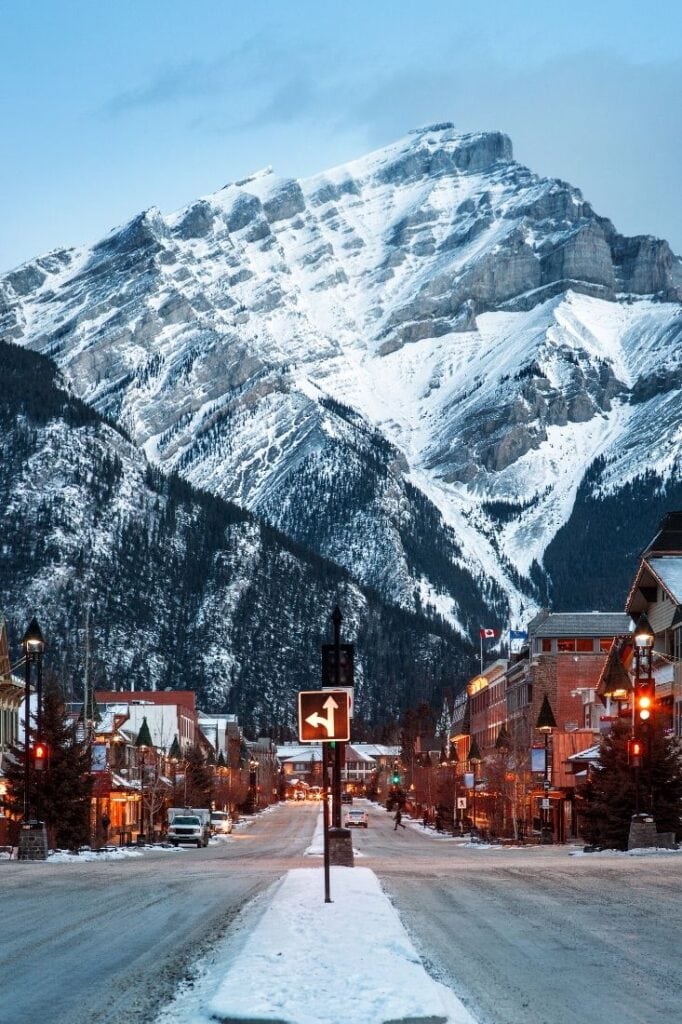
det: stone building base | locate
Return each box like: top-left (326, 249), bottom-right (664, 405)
top-left (17, 822), bottom-right (48, 861)
top-left (328, 827), bottom-right (354, 866)
top-left (628, 814), bottom-right (676, 851)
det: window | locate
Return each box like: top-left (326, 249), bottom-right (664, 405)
top-left (600, 638), bottom-right (612, 653)
top-left (558, 638), bottom-right (576, 652)
top-left (576, 638), bottom-right (594, 653)
top-left (542, 639), bottom-right (552, 652)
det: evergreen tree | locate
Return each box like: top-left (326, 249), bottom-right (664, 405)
top-left (2, 686), bottom-right (93, 851)
top-left (183, 744), bottom-right (214, 807)
top-left (580, 718), bottom-right (682, 850)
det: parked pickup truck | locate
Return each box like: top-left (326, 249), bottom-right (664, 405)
top-left (167, 808), bottom-right (211, 848)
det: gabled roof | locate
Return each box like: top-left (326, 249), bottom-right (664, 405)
top-left (567, 744), bottom-right (601, 763)
top-left (531, 612), bottom-right (632, 637)
top-left (643, 511), bottom-right (682, 556)
top-left (647, 556), bottom-right (682, 604)
top-left (595, 648), bottom-right (632, 705)
top-left (351, 744), bottom-right (400, 758)
top-left (279, 747), bottom-right (322, 764)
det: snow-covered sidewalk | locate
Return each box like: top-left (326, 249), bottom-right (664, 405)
top-left (157, 865), bottom-right (478, 1024)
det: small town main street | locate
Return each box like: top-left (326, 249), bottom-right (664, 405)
top-left (3, 800), bottom-right (682, 1024)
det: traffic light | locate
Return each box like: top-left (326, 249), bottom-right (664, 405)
top-left (32, 741), bottom-right (49, 770)
top-left (391, 764), bottom-right (401, 785)
top-left (636, 681), bottom-right (655, 721)
top-left (628, 738), bottom-right (642, 768)
top-left (321, 644), bottom-right (354, 687)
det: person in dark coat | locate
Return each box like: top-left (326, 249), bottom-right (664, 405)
top-left (394, 808), bottom-right (406, 830)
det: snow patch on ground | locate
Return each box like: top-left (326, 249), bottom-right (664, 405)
top-left (155, 866), bottom-right (478, 1024)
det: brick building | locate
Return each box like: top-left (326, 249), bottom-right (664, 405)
top-left (454, 610), bottom-right (632, 840)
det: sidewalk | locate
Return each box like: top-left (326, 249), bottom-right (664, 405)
top-left (156, 866), bottom-right (478, 1024)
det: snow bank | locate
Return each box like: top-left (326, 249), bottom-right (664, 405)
top-left (156, 865), bottom-right (477, 1024)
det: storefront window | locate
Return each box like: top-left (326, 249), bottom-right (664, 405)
top-left (557, 638), bottom-right (576, 652)
top-left (576, 638), bottom-right (594, 653)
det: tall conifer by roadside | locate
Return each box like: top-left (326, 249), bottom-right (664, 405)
top-left (183, 744), bottom-right (214, 808)
top-left (579, 718), bottom-right (682, 849)
top-left (2, 683), bottom-right (93, 851)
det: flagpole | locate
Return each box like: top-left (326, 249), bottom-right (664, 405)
top-left (480, 633), bottom-right (483, 673)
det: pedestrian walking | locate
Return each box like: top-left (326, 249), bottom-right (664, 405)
top-left (422, 809), bottom-right (429, 829)
top-left (394, 808), bottom-right (406, 830)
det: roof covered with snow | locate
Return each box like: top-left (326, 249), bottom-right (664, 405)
top-left (531, 612), bottom-right (633, 637)
top-left (648, 556), bottom-right (682, 604)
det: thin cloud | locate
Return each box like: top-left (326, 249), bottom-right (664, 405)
top-left (99, 34), bottom-right (283, 118)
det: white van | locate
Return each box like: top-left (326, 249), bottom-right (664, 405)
top-left (210, 811), bottom-right (233, 835)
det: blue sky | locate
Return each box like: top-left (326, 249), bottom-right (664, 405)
top-left (3, 1), bottom-right (682, 271)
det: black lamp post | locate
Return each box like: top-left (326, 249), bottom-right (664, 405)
top-left (22, 618), bottom-right (45, 824)
top-left (249, 758), bottom-right (259, 810)
top-left (135, 716), bottom-right (152, 841)
top-left (448, 743), bottom-right (459, 835)
top-left (468, 736), bottom-right (481, 833)
top-left (169, 735), bottom-right (181, 808)
top-left (633, 612), bottom-right (655, 816)
top-left (536, 694), bottom-right (557, 844)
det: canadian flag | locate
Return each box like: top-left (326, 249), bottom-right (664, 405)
top-left (479, 628), bottom-right (498, 639)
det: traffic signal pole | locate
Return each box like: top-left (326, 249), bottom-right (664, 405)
top-left (332, 607), bottom-right (343, 829)
top-left (322, 743), bottom-right (331, 903)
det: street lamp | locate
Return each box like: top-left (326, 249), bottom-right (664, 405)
top-left (169, 735), bottom-right (181, 807)
top-left (249, 758), bottom-right (259, 811)
top-left (135, 716), bottom-right (153, 842)
top-left (468, 736), bottom-right (481, 834)
top-left (536, 694), bottom-right (557, 844)
top-left (633, 613), bottom-right (655, 816)
top-left (22, 618), bottom-right (45, 824)
top-left (448, 743), bottom-right (459, 835)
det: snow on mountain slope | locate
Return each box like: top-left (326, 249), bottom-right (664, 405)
top-left (2, 123), bottom-right (682, 632)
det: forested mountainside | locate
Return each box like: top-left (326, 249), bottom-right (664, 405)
top-left (0, 339), bottom-right (471, 733)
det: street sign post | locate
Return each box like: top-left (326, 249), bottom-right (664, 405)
top-left (298, 690), bottom-right (350, 743)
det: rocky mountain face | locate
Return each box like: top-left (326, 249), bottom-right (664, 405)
top-left (2, 122), bottom-right (682, 642)
top-left (0, 340), bottom-right (467, 732)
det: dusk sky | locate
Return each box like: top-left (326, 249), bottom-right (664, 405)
top-left (3, 0), bottom-right (682, 272)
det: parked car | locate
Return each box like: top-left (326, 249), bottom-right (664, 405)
top-left (344, 808), bottom-right (368, 828)
top-left (166, 814), bottom-right (210, 848)
top-left (210, 811), bottom-right (233, 835)
top-left (341, 792), bottom-right (353, 804)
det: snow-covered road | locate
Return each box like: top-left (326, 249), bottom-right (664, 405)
top-left (3, 799), bottom-right (681, 1024)
top-left (360, 802), bottom-right (682, 1024)
top-left (0, 802), bottom-right (320, 1024)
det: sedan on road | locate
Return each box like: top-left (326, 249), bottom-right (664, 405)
top-left (344, 808), bottom-right (368, 828)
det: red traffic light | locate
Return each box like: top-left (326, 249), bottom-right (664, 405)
top-left (636, 682), bottom-right (654, 721)
top-left (32, 742), bottom-right (49, 769)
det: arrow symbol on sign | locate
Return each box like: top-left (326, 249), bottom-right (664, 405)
top-left (305, 695), bottom-right (338, 736)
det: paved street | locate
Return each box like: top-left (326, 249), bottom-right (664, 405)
top-left (0, 802), bottom-right (319, 1024)
top-left (358, 801), bottom-right (682, 1024)
top-left (3, 800), bottom-right (682, 1024)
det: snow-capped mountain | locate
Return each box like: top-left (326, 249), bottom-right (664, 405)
top-left (3, 123), bottom-right (682, 632)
